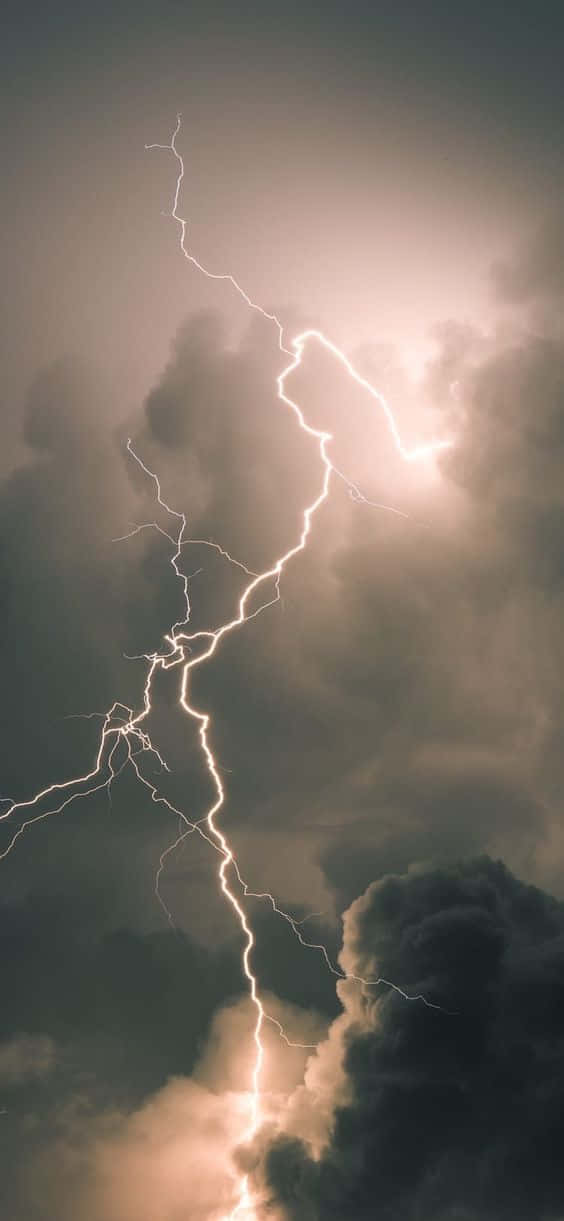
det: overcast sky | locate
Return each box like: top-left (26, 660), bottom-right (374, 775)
top-left (3, 3), bottom-right (564, 1218)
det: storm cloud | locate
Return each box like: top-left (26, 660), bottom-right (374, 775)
top-left (4, 3), bottom-right (564, 1215)
top-left (265, 857), bottom-right (564, 1221)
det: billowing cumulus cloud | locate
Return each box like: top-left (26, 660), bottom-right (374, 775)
top-left (264, 857), bottom-right (564, 1221)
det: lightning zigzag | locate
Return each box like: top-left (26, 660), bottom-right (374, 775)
top-left (1, 116), bottom-right (450, 1220)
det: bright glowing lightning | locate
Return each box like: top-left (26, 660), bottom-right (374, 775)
top-left (1, 115), bottom-right (451, 1220)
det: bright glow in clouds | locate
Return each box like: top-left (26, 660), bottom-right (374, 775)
top-left (1, 116), bottom-right (451, 1219)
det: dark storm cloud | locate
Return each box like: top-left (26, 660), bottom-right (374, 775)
top-left (265, 857), bottom-right (564, 1221)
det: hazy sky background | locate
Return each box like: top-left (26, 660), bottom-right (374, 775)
top-left (3, 3), bottom-right (564, 1218)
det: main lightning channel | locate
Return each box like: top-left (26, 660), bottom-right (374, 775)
top-left (1, 116), bottom-right (450, 1221)
top-left (144, 117), bottom-right (450, 1215)
top-left (145, 119), bottom-right (449, 1216)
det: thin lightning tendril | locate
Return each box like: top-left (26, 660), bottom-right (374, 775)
top-left (1, 116), bottom-right (451, 1220)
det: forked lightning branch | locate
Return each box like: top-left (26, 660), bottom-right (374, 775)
top-left (1, 117), bottom-right (450, 1221)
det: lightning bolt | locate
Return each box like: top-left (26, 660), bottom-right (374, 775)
top-left (1, 115), bottom-right (451, 1220)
